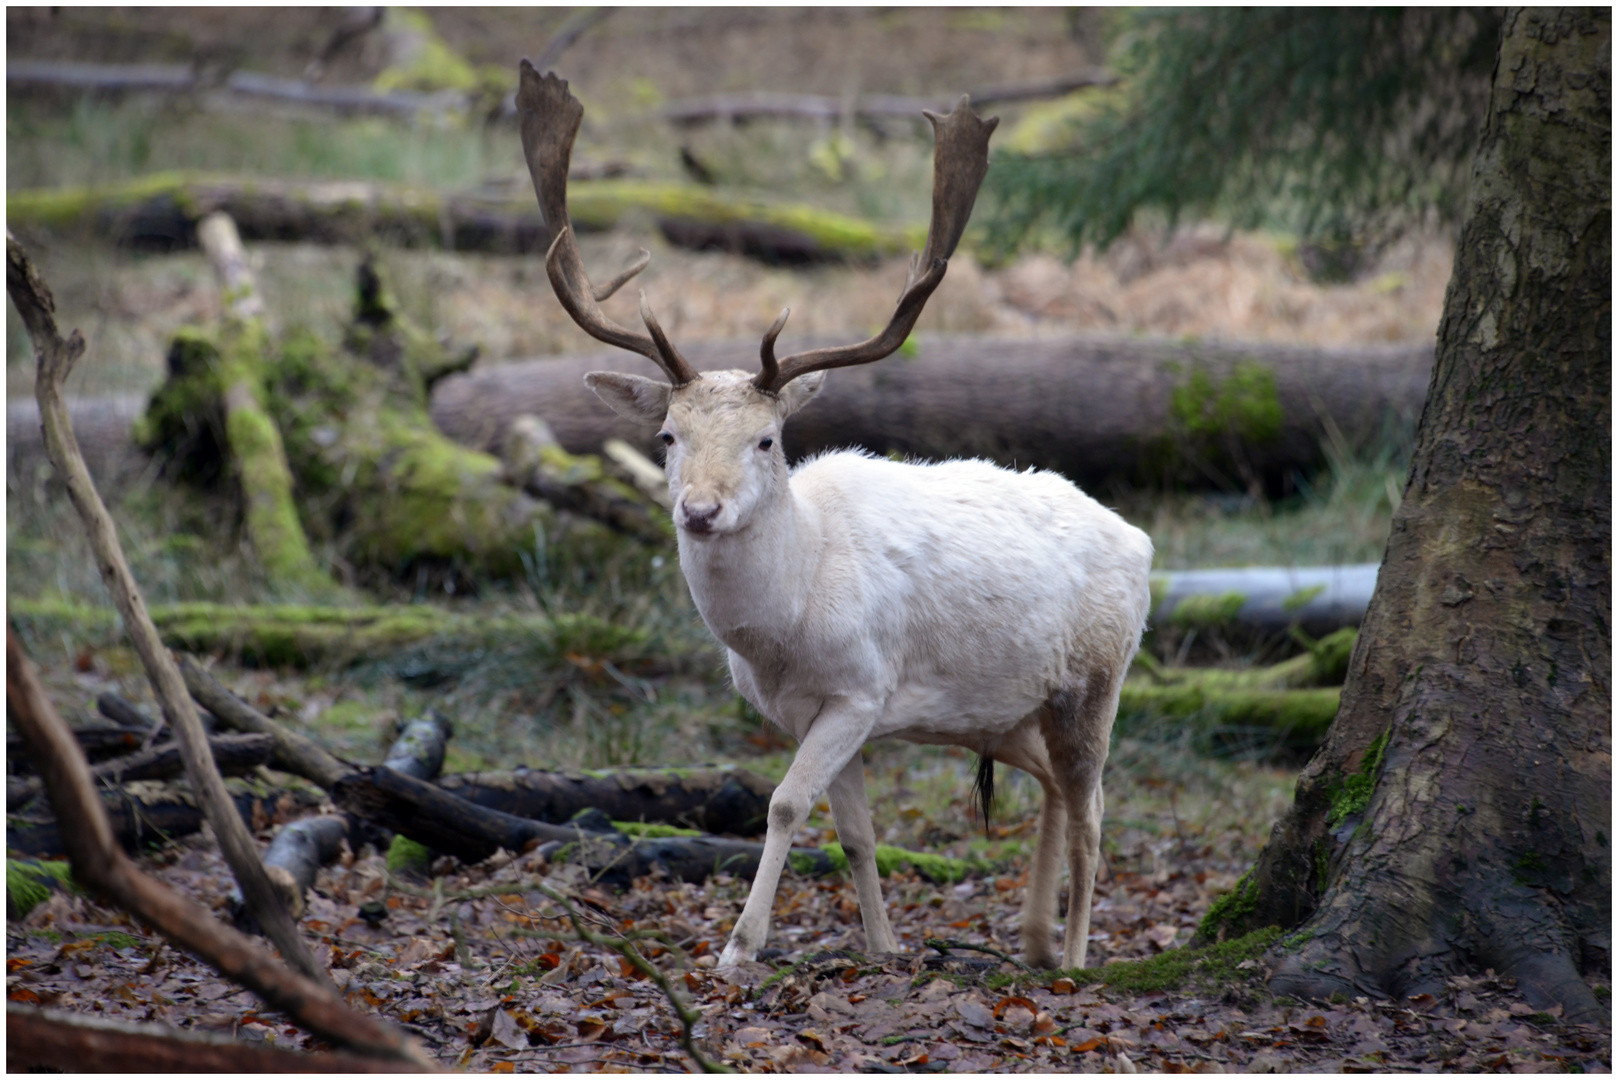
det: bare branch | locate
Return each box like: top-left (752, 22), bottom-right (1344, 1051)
top-left (5, 631), bottom-right (435, 1069)
top-left (6, 233), bottom-right (327, 985)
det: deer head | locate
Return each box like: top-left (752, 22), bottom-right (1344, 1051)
top-left (517, 61), bottom-right (997, 536)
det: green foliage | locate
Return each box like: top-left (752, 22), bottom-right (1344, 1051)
top-left (985, 9), bottom-right (1502, 260)
top-left (819, 842), bottom-right (986, 884)
top-left (1166, 590), bottom-right (1247, 629)
top-left (1034, 927), bottom-right (1282, 995)
top-left (1196, 870), bottom-right (1257, 941)
top-left (387, 834), bottom-right (433, 873)
top-left (1170, 362), bottom-right (1283, 445)
top-left (1325, 728), bottom-right (1390, 828)
top-left (7, 859), bottom-right (76, 918)
top-left (614, 821), bottom-right (702, 839)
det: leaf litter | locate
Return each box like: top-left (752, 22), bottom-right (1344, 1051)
top-left (7, 798), bottom-right (1610, 1074)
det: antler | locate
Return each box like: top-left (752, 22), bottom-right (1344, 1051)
top-left (517, 60), bottom-right (697, 385)
top-left (754, 96), bottom-right (998, 394)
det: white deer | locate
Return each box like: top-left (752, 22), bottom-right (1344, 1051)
top-left (517, 63), bottom-right (1152, 970)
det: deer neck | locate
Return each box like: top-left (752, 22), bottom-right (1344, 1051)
top-left (677, 483), bottom-right (821, 651)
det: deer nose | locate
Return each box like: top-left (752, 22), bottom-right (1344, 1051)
top-left (680, 500), bottom-right (721, 533)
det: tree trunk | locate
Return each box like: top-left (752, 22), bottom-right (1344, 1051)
top-left (431, 335), bottom-right (1433, 493)
top-left (1218, 8), bottom-right (1610, 1023)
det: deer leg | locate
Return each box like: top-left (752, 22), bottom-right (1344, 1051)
top-left (826, 753), bottom-right (899, 955)
top-left (718, 699), bottom-right (876, 967)
top-left (1041, 673), bottom-right (1121, 971)
top-left (994, 722), bottom-right (1064, 969)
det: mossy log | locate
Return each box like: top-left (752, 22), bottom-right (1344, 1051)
top-left (11, 598), bottom-right (648, 672)
top-left (6, 172), bottom-right (917, 262)
top-left (195, 213), bottom-right (334, 594)
top-left (1120, 630), bottom-right (1354, 748)
top-left (435, 765), bottom-right (775, 837)
top-left (1118, 683), bottom-right (1341, 749)
top-left (136, 256), bottom-right (642, 585)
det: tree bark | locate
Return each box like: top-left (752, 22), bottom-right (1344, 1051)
top-left (431, 335), bottom-right (1433, 493)
top-left (1225, 8), bottom-right (1610, 1023)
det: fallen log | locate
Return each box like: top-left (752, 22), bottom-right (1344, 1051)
top-left (382, 711), bottom-right (453, 781)
top-left (6, 732), bottom-right (276, 811)
top-left (436, 765), bottom-right (775, 837)
top-left (1117, 683), bottom-right (1341, 751)
top-left (431, 335), bottom-right (1431, 493)
top-left (246, 814), bottom-right (351, 924)
top-left (196, 212), bottom-right (334, 592)
top-left (6, 1004), bottom-right (420, 1074)
top-left (9, 325), bottom-right (1429, 500)
top-left (1154, 564), bottom-right (1380, 639)
top-left (4, 782), bottom-right (319, 859)
top-left (6, 723), bottom-right (154, 772)
top-left (658, 71), bottom-right (1115, 127)
top-left (500, 415), bottom-right (672, 542)
top-left (7, 173), bottom-right (917, 261)
top-left (331, 766), bottom-right (835, 887)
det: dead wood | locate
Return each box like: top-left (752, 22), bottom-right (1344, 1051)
top-left (179, 655), bottom-right (351, 789)
top-left (5, 784), bottom-right (318, 859)
top-left (431, 334), bottom-right (1433, 493)
top-left (196, 211), bottom-right (333, 591)
top-left (500, 415), bottom-right (671, 542)
top-left (6, 732), bottom-right (275, 811)
top-left (243, 814), bottom-right (351, 924)
top-left (658, 71), bottom-right (1115, 126)
top-left (7, 723), bottom-right (152, 772)
top-left (333, 765), bottom-right (833, 887)
top-left (6, 1003), bottom-right (420, 1073)
top-left (5, 631), bottom-right (434, 1069)
top-left (7, 232), bottom-right (327, 985)
top-left (9, 173), bottom-right (910, 261)
top-left (381, 711), bottom-right (452, 781)
top-left (436, 765), bottom-right (774, 836)
top-left (333, 765), bottom-right (583, 862)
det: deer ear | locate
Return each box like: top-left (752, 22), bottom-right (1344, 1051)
top-left (777, 371), bottom-right (827, 418)
top-left (584, 371), bottom-right (672, 423)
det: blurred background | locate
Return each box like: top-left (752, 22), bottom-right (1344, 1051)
top-left (5, 8), bottom-right (1498, 943)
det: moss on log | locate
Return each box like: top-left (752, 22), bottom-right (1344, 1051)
top-left (6, 172), bottom-right (917, 261)
top-left (1120, 632), bottom-right (1356, 748)
top-left (138, 255), bottom-right (650, 585)
top-left (8, 598), bottom-right (645, 670)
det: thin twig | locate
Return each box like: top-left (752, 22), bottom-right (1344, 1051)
top-left (923, 936), bottom-right (1032, 970)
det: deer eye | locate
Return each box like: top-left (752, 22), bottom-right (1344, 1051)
top-left (758, 437), bottom-right (774, 451)
top-left (659, 431), bottom-right (675, 446)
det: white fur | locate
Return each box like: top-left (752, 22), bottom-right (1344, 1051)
top-left (587, 367), bottom-right (1153, 969)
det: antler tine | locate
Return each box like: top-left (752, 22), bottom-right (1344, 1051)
top-left (758, 307), bottom-right (791, 389)
top-left (518, 61), bottom-right (694, 385)
top-left (638, 290), bottom-right (698, 384)
top-left (754, 95), bottom-right (998, 394)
